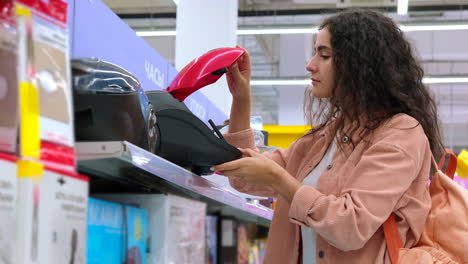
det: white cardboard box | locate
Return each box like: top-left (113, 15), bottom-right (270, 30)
top-left (33, 17), bottom-right (74, 148)
top-left (0, 154), bottom-right (17, 264)
top-left (98, 193), bottom-right (207, 264)
top-left (16, 166), bottom-right (89, 264)
top-left (0, 19), bottom-right (18, 154)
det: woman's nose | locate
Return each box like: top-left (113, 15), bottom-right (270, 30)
top-left (306, 58), bottom-right (318, 73)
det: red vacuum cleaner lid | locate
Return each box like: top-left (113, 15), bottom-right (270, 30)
top-left (165, 47), bottom-right (245, 101)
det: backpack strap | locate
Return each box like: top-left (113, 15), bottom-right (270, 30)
top-left (383, 149), bottom-right (457, 264)
top-left (383, 215), bottom-right (403, 264)
top-left (437, 149), bottom-right (457, 179)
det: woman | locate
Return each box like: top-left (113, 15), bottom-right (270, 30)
top-left (213, 8), bottom-right (444, 264)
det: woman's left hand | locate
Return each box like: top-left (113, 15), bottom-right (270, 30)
top-left (212, 148), bottom-right (286, 186)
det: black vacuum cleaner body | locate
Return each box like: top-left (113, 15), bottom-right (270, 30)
top-left (147, 90), bottom-right (241, 175)
top-left (148, 47), bottom-right (246, 175)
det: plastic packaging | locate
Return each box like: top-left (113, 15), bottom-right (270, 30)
top-left (0, 0), bottom-right (18, 153)
top-left (251, 115), bottom-right (265, 147)
top-left (16, 0), bottom-right (75, 171)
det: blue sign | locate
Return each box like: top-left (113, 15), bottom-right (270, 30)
top-left (72, 0), bottom-right (167, 91)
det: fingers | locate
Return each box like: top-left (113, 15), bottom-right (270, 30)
top-left (226, 67), bottom-right (233, 78)
top-left (216, 168), bottom-right (243, 178)
top-left (238, 51), bottom-right (251, 74)
top-left (212, 158), bottom-right (244, 172)
top-left (239, 148), bottom-right (261, 157)
top-left (236, 45), bottom-right (246, 52)
top-left (233, 45), bottom-right (251, 73)
top-left (212, 163), bottom-right (244, 178)
top-left (228, 62), bottom-right (243, 81)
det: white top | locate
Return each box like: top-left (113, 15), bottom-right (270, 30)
top-left (301, 140), bottom-right (337, 264)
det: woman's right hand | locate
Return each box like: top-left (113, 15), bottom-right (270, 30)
top-left (226, 45), bottom-right (252, 102)
top-left (226, 46), bottom-right (252, 133)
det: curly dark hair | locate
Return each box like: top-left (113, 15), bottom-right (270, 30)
top-left (304, 8), bottom-right (444, 161)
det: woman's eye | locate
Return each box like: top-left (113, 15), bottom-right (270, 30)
top-left (321, 55), bottom-right (331, 59)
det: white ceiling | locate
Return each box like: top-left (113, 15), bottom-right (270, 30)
top-left (102, 0), bottom-right (468, 152)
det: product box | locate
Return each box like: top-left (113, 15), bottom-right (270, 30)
top-left (16, 164), bottom-right (89, 264)
top-left (17, 0), bottom-right (74, 149)
top-left (218, 217), bottom-right (238, 264)
top-left (87, 198), bottom-right (148, 264)
top-left (33, 11), bottom-right (74, 148)
top-left (205, 215), bottom-right (218, 264)
top-left (237, 223), bottom-right (250, 264)
top-left (0, 153), bottom-right (17, 264)
top-left (0, 0), bottom-right (18, 154)
top-left (14, 0), bottom-right (75, 174)
top-left (98, 193), bottom-right (206, 264)
top-left (248, 239), bottom-right (267, 264)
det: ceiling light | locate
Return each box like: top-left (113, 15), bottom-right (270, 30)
top-left (135, 28), bottom-right (319, 37)
top-left (400, 24), bottom-right (468, 31)
top-left (136, 30), bottom-right (176, 37)
top-left (237, 28), bottom-right (318, 35)
top-left (423, 77), bottom-right (468, 84)
top-left (249, 77), bottom-right (468, 86)
top-left (397, 0), bottom-right (409, 15)
top-left (250, 79), bottom-right (310, 86)
top-left (135, 22), bottom-right (468, 37)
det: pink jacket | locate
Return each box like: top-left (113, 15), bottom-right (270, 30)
top-left (224, 114), bottom-right (432, 264)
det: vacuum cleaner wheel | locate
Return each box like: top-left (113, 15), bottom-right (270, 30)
top-left (146, 104), bottom-right (158, 154)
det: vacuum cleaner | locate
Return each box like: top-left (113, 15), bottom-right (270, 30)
top-left (72, 58), bottom-right (158, 154)
top-left (72, 47), bottom-right (244, 175)
top-left (147, 47), bottom-right (244, 175)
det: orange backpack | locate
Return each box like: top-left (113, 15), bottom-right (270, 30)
top-left (383, 149), bottom-right (468, 264)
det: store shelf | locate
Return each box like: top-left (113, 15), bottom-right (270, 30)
top-left (76, 141), bottom-right (273, 225)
